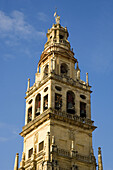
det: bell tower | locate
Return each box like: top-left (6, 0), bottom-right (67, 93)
top-left (14, 13), bottom-right (102, 170)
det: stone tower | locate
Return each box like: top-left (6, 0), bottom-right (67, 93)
top-left (14, 13), bottom-right (102, 170)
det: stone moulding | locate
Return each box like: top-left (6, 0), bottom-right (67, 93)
top-left (20, 108), bottom-right (96, 137)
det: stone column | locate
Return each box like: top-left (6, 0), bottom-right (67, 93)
top-left (63, 90), bottom-right (66, 112)
top-left (25, 104), bottom-right (28, 125)
top-left (27, 78), bottom-right (30, 91)
top-left (51, 58), bottom-right (53, 72)
top-left (53, 58), bottom-right (55, 71)
top-left (49, 82), bottom-right (52, 109)
top-left (75, 92), bottom-right (80, 116)
top-left (56, 29), bottom-right (60, 43)
top-left (41, 92), bottom-right (43, 114)
top-left (45, 132), bottom-right (50, 161)
top-left (70, 62), bottom-right (72, 78)
top-left (32, 97), bottom-right (36, 119)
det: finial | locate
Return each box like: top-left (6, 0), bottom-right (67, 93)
top-left (76, 62), bottom-right (80, 70)
top-left (76, 62), bottom-right (80, 80)
top-left (98, 147), bottom-right (101, 154)
top-left (27, 78), bottom-right (30, 91)
top-left (71, 141), bottom-right (74, 150)
top-left (14, 153), bottom-right (19, 170)
top-left (86, 72), bottom-right (89, 86)
top-left (98, 147), bottom-right (103, 170)
top-left (52, 136), bottom-right (55, 145)
top-left (54, 9), bottom-right (60, 24)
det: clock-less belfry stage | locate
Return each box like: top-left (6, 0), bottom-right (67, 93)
top-left (14, 13), bottom-right (103, 170)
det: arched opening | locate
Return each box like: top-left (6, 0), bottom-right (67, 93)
top-left (44, 65), bottom-right (49, 77)
top-left (43, 94), bottom-right (48, 111)
top-left (60, 63), bottom-right (68, 76)
top-left (80, 102), bottom-right (86, 118)
top-left (35, 94), bottom-right (41, 117)
top-left (55, 93), bottom-right (62, 110)
top-left (28, 107), bottom-right (32, 123)
top-left (67, 91), bottom-right (75, 114)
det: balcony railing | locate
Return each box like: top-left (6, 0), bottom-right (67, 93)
top-left (44, 39), bottom-right (70, 49)
top-left (52, 109), bottom-right (94, 126)
top-left (52, 147), bottom-right (96, 164)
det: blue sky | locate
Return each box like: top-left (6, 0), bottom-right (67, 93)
top-left (0, 0), bottom-right (113, 169)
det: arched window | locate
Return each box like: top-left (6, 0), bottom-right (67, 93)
top-left (67, 91), bottom-right (75, 114)
top-left (60, 63), bottom-right (68, 76)
top-left (28, 107), bottom-right (32, 123)
top-left (55, 93), bottom-right (62, 110)
top-left (80, 102), bottom-right (86, 118)
top-left (43, 94), bottom-right (48, 111)
top-left (35, 94), bottom-right (41, 117)
top-left (44, 65), bottom-right (49, 77)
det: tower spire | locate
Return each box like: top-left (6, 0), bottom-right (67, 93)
top-left (98, 147), bottom-right (103, 170)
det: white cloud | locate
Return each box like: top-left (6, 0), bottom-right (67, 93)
top-left (0, 122), bottom-right (6, 128)
top-left (37, 12), bottom-right (48, 22)
top-left (0, 137), bottom-right (8, 142)
top-left (0, 122), bottom-right (20, 136)
top-left (0, 10), bottom-right (46, 40)
top-left (12, 128), bottom-right (19, 135)
top-left (3, 54), bottom-right (15, 61)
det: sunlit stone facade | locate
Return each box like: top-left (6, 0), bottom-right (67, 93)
top-left (14, 14), bottom-right (103, 170)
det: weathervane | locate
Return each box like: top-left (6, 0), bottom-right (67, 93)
top-left (54, 8), bottom-right (60, 24)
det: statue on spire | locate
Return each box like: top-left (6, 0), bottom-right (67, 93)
top-left (54, 9), bottom-right (60, 24)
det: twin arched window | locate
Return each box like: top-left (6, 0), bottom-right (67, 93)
top-left (55, 90), bottom-right (75, 114)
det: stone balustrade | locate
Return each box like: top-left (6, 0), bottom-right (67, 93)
top-left (52, 147), bottom-right (95, 164)
top-left (52, 109), bottom-right (94, 126)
